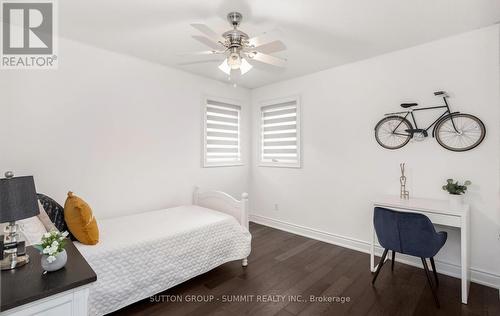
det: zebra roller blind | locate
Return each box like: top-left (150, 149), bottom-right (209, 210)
top-left (260, 98), bottom-right (301, 167)
top-left (204, 99), bottom-right (242, 167)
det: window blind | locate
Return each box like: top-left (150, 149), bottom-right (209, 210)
top-left (260, 99), bottom-right (300, 167)
top-left (204, 99), bottom-right (242, 166)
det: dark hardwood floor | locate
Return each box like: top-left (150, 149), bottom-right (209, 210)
top-left (112, 223), bottom-right (500, 316)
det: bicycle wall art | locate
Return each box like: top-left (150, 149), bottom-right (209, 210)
top-left (374, 91), bottom-right (486, 152)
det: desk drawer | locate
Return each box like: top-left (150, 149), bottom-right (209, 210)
top-left (1, 293), bottom-right (72, 316)
top-left (377, 206), bottom-right (461, 227)
top-left (1, 287), bottom-right (89, 316)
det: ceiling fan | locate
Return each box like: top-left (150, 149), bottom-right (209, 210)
top-left (181, 12), bottom-right (287, 76)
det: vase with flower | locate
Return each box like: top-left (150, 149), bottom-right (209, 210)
top-left (442, 179), bottom-right (471, 209)
top-left (34, 230), bottom-right (69, 272)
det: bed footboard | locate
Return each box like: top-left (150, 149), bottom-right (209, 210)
top-left (193, 187), bottom-right (249, 267)
top-left (193, 187), bottom-right (249, 230)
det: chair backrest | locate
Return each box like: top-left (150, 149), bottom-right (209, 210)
top-left (373, 207), bottom-right (402, 252)
top-left (374, 207), bottom-right (442, 258)
top-left (398, 211), bottom-right (441, 258)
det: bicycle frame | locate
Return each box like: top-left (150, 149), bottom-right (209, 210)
top-left (384, 97), bottom-right (460, 136)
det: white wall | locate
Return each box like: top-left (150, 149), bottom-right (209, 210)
top-left (250, 25), bottom-right (500, 287)
top-left (0, 38), bottom-right (251, 219)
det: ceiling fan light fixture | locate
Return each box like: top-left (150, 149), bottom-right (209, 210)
top-left (240, 58), bottom-right (253, 75)
top-left (227, 52), bottom-right (241, 69)
top-left (218, 59), bottom-right (231, 75)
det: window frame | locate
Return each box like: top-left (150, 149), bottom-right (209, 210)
top-left (258, 95), bottom-right (301, 168)
top-left (202, 96), bottom-right (244, 168)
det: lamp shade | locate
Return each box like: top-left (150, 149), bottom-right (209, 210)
top-left (0, 176), bottom-right (39, 223)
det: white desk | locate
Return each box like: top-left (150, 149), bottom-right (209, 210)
top-left (370, 195), bottom-right (470, 304)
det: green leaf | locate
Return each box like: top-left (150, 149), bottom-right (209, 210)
top-left (33, 244), bottom-right (44, 252)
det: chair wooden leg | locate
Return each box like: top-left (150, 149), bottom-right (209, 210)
top-left (421, 257), bottom-right (440, 308)
top-left (429, 257), bottom-right (439, 287)
top-left (372, 249), bottom-right (389, 285)
top-left (391, 250), bottom-right (396, 271)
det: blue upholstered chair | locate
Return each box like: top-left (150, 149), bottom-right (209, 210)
top-left (372, 207), bottom-right (447, 307)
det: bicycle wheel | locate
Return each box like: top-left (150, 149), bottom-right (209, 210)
top-left (374, 116), bottom-right (412, 150)
top-left (435, 113), bottom-right (485, 152)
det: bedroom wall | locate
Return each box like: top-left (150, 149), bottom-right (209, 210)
top-left (0, 38), bottom-right (251, 219)
top-left (250, 25), bottom-right (500, 287)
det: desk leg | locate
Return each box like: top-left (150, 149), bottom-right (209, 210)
top-left (461, 213), bottom-right (470, 304)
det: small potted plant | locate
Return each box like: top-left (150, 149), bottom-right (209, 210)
top-left (34, 230), bottom-right (69, 272)
top-left (442, 179), bottom-right (471, 208)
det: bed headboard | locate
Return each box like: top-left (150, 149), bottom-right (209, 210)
top-left (193, 187), bottom-right (249, 229)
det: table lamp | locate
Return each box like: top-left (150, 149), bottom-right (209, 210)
top-left (0, 171), bottom-right (39, 270)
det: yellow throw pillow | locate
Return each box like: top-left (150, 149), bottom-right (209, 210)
top-left (64, 192), bottom-right (99, 245)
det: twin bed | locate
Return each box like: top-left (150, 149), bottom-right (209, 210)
top-left (75, 188), bottom-right (252, 316)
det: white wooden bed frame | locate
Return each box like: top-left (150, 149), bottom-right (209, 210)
top-left (193, 186), bottom-right (249, 267)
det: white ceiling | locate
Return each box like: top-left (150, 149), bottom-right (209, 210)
top-left (60, 0), bottom-right (500, 88)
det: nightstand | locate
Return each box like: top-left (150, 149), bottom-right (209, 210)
top-left (1, 241), bottom-right (97, 316)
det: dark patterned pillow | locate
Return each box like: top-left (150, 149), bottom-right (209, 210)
top-left (37, 193), bottom-right (75, 240)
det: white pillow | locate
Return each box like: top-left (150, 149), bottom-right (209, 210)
top-left (18, 216), bottom-right (47, 246)
top-left (37, 201), bottom-right (59, 232)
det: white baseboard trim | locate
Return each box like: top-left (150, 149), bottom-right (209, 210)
top-left (250, 214), bottom-right (500, 291)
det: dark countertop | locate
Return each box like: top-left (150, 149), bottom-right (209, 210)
top-left (1, 241), bottom-right (97, 312)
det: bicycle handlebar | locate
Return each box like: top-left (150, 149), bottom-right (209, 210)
top-left (434, 91), bottom-right (449, 97)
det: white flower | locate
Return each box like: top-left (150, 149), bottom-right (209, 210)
top-left (43, 246), bottom-right (50, 254)
top-left (47, 255), bottom-right (56, 263)
top-left (50, 245), bottom-right (58, 254)
top-left (43, 232), bottom-right (51, 238)
top-left (51, 240), bottom-right (59, 247)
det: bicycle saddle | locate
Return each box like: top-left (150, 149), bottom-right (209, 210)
top-left (400, 103), bottom-right (418, 108)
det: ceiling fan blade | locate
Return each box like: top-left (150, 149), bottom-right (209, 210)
top-left (192, 35), bottom-right (225, 50)
top-left (177, 59), bottom-right (224, 66)
top-left (177, 50), bottom-right (224, 56)
top-left (248, 29), bottom-right (282, 47)
top-left (250, 52), bottom-right (287, 67)
top-left (251, 40), bottom-right (286, 54)
top-left (190, 23), bottom-right (223, 42)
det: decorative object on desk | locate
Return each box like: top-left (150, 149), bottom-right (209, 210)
top-left (34, 230), bottom-right (69, 272)
top-left (0, 171), bottom-right (39, 270)
top-left (442, 179), bottom-right (471, 208)
top-left (399, 163), bottom-right (410, 200)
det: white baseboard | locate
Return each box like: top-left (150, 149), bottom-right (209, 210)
top-left (250, 213), bottom-right (500, 291)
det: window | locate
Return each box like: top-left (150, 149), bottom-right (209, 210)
top-left (203, 98), bottom-right (242, 167)
top-left (260, 97), bottom-right (301, 168)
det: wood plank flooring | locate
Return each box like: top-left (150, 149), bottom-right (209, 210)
top-left (112, 223), bottom-right (500, 316)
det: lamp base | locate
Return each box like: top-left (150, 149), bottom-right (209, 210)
top-left (0, 253), bottom-right (29, 270)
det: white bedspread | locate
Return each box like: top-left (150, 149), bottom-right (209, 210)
top-left (75, 205), bottom-right (251, 316)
